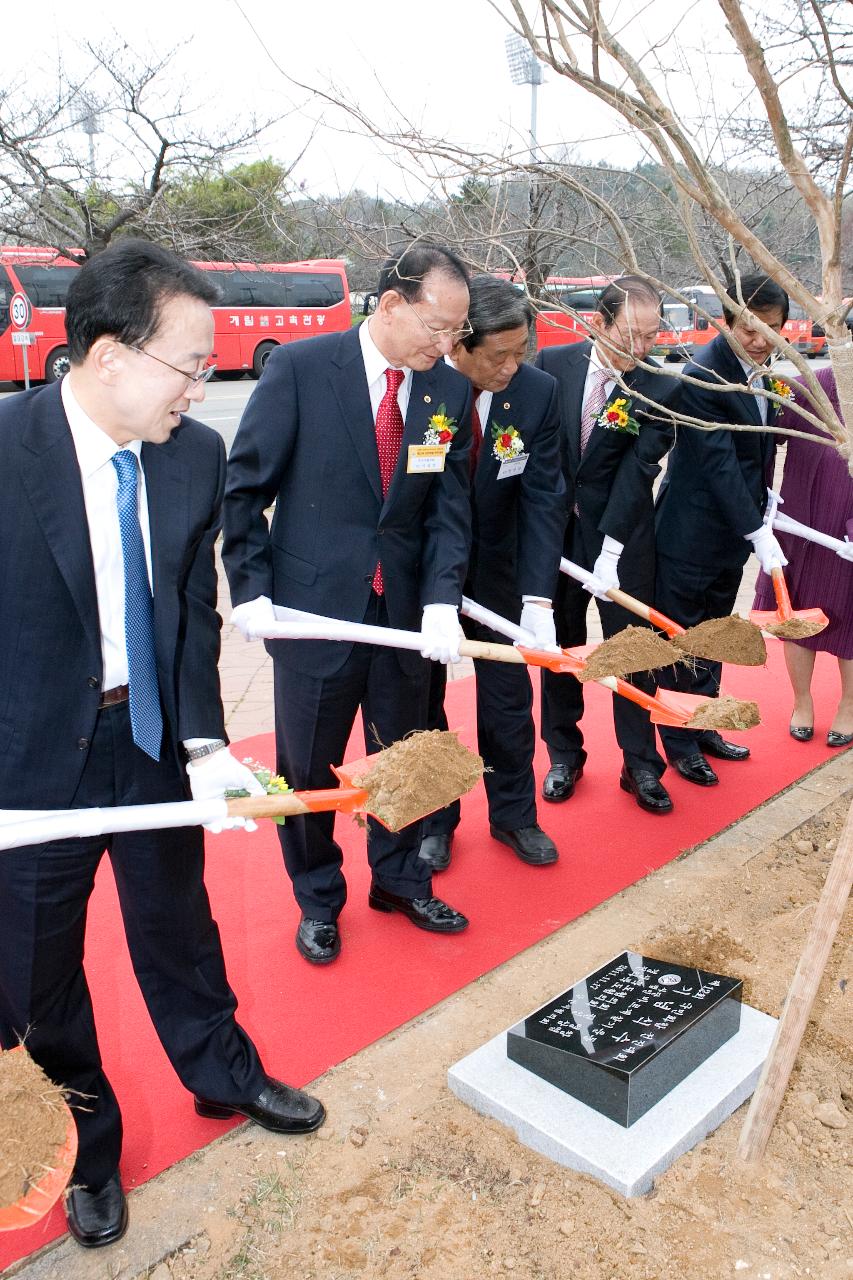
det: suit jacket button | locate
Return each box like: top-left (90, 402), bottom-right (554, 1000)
top-left (77, 737), bottom-right (89, 750)
top-left (87, 676), bottom-right (98, 688)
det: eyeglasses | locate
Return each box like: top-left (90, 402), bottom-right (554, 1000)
top-left (127, 345), bottom-right (216, 386)
top-left (401, 296), bottom-right (473, 342)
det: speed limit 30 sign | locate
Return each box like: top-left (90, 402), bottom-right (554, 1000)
top-left (10, 291), bottom-right (32, 330)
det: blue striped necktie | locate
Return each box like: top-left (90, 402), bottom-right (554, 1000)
top-left (111, 450), bottom-right (163, 760)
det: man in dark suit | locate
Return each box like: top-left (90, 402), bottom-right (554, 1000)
top-left (417, 275), bottom-right (566, 872)
top-left (535, 276), bottom-right (680, 814)
top-left (223, 244), bottom-right (473, 965)
top-left (655, 274), bottom-right (789, 783)
top-left (0, 241), bottom-right (325, 1251)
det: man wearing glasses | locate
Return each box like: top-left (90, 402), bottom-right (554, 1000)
top-left (0, 240), bottom-right (325, 1251)
top-left (224, 243), bottom-right (473, 965)
top-left (535, 276), bottom-right (680, 815)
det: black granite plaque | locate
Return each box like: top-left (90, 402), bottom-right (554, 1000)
top-left (506, 951), bottom-right (742, 1127)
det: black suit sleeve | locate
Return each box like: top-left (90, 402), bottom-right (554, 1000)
top-left (222, 346), bottom-right (299, 606)
top-left (177, 433), bottom-right (228, 742)
top-left (598, 373), bottom-right (678, 545)
top-left (676, 370), bottom-right (766, 538)
top-left (419, 384), bottom-right (474, 607)
top-left (517, 379), bottom-right (566, 600)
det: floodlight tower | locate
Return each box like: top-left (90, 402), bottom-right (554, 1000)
top-left (75, 97), bottom-right (102, 181)
top-left (505, 32), bottom-right (544, 163)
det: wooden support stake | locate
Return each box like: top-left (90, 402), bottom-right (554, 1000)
top-left (737, 793), bottom-right (853, 1162)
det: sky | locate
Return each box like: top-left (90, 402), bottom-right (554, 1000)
top-left (0, 0), bottom-right (748, 200)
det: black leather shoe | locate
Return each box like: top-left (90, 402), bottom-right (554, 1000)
top-left (699, 730), bottom-right (750, 761)
top-left (673, 753), bottom-right (719, 786)
top-left (490, 823), bottom-right (559, 865)
top-left (827, 729), bottom-right (853, 748)
top-left (619, 767), bottom-right (673, 814)
top-left (368, 884), bottom-right (468, 932)
top-left (65, 1172), bottom-right (128, 1249)
top-left (418, 833), bottom-right (453, 872)
top-left (542, 763), bottom-right (583, 802)
top-left (295, 917), bottom-right (340, 964)
top-left (195, 1076), bottom-right (325, 1134)
top-left (789, 723), bottom-right (814, 743)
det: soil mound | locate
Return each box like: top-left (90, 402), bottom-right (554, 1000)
top-left (673, 616), bottom-right (767, 666)
top-left (0, 1048), bottom-right (70, 1212)
top-left (351, 730), bottom-right (484, 831)
top-left (764, 617), bottom-right (827, 640)
top-left (686, 695), bottom-right (761, 731)
top-left (578, 626), bottom-right (679, 682)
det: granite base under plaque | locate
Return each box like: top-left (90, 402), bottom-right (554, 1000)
top-left (448, 1003), bottom-right (776, 1197)
top-left (507, 951), bottom-right (743, 1127)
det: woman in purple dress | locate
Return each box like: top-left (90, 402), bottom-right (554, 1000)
top-left (753, 365), bottom-right (853, 747)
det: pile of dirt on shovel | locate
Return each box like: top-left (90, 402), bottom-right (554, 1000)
top-left (685, 695), bottom-right (761, 731)
top-left (578, 625), bottom-right (679, 682)
top-left (0, 1048), bottom-right (70, 1211)
top-left (764, 617), bottom-right (827, 640)
top-left (672, 615), bottom-right (767, 665)
top-left (350, 730), bottom-right (484, 831)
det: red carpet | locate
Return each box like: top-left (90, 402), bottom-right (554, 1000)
top-left (1, 642), bottom-right (845, 1269)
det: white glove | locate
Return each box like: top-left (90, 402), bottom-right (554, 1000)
top-left (230, 594), bottom-right (276, 641)
top-left (746, 525), bottom-right (788, 573)
top-left (590, 536), bottom-right (623, 601)
top-left (519, 601), bottom-right (558, 651)
top-left (186, 748), bottom-right (266, 833)
top-left (420, 603), bottom-right (463, 664)
top-left (837, 537), bottom-right (853, 563)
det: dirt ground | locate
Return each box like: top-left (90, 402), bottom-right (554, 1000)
top-left (112, 787), bottom-right (851, 1280)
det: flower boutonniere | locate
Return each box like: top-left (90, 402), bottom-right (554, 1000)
top-left (491, 421), bottom-right (525, 461)
top-left (597, 395), bottom-right (640, 437)
top-left (767, 376), bottom-right (794, 406)
top-left (423, 404), bottom-right (458, 448)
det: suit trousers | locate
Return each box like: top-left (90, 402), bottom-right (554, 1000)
top-left (541, 539), bottom-right (666, 778)
top-left (653, 550), bottom-right (745, 761)
top-left (422, 648), bottom-right (537, 837)
top-left (272, 592), bottom-right (431, 920)
top-left (0, 702), bottom-right (265, 1192)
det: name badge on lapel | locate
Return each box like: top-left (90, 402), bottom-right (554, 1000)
top-left (497, 454), bottom-right (529, 480)
top-left (407, 444), bottom-right (446, 474)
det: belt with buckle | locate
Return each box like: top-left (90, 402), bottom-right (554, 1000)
top-left (99, 684), bottom-right (130, 708)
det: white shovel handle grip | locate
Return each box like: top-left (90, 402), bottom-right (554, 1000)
top-left (772, 511), bottom-right (847, 555)
top-left (0, 800), bottom-right (228, 852)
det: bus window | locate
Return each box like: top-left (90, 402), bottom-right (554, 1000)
top-left (12, 265), bottom-right (78, 309)
top-left (286, 272), bottom-right (345, 307)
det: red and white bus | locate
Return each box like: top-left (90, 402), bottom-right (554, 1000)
top-left (0, 248), bottom-right (351, 385)
top-left (533, 276), bottom-right (613, 350)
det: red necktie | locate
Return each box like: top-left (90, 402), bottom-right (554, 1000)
top-left (371, 367), bottom-right (405, 595)
top-left (469, 386), bottom-right (483, 479)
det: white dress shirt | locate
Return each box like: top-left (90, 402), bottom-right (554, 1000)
top-left (62, 377), bottom-right (153, 692)
top-left (360, 318), bottom-right (413, 421)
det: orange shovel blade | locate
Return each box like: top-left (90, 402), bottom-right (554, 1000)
top-left (749, 606), bottom-right (829, 630)
top-left (646, 690), bottom-right (712, 728)
top-left (515, 644), bottom-right (588, 675)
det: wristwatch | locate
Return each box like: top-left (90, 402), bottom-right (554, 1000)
top-left (184, 739), bottom-right (227, 762)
